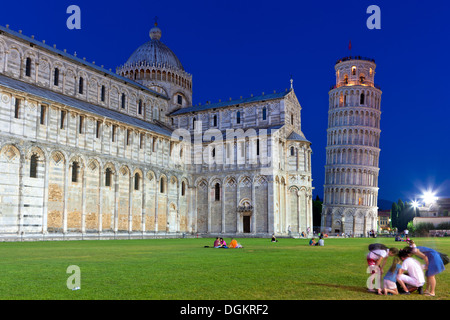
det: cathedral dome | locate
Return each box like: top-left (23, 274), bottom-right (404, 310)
top-left (125, 24), bottom-right (184, 71)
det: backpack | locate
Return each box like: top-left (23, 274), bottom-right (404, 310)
top-left (368, 243), bottom-right (388, 251)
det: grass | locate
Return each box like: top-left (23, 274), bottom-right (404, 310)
top-left (0, 237), bottom-right (448, 300)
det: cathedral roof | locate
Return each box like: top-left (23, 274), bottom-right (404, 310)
top-left (0, 24), bottom-right (168, 99)
top-left (170, 90), bottom-right (290, 116)
top-left (287, 130), bottom-right (310, 143)
top-left (123, 24), bottom-right (184, 71)
top-left (0, 74), bottom-right (173, 137)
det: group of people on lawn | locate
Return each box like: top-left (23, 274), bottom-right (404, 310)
top-left (367, 239), bottom-right (446, 296)
top-left (213, 237), bottom-right (242, 248)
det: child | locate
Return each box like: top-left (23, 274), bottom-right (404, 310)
top-left (380, 256), bottom-right (401, 295)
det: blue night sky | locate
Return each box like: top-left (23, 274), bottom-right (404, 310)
top-left (1, 0), bottom-right (449, 206)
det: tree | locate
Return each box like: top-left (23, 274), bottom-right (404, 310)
top-left (397, 201), bottom-right (418, 232)
top-left (313, 195), bottom-right (322, 229)
top-left (391, 202), bottom-right (399, 230)
top-left (397, 199), bottom-right (404, 213)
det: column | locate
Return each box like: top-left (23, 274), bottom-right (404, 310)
top-left (267, 177), bottom-right (274, 235)
top-left (98, 168), bottom-right (103, 233)
top-left (221, 181), bottom-right (225, 233)
top-left (141, 173), bottom-right (146, 232)
top-left (341, 215), bottom-right (346, 235)
top-left (128, 173), bottom-right (133, 232)
top-left (236, 181), bottom-right (240, 233)
top-left (114, 171), bottom-right (119, 232)
top-left (352, 213), bottom-right (356, 237)
top-left (17, 154), bottom-right (24, 234)
top-left (251, 179), bottom-right (256, 234)
top-left (42, 156), bottom-right (49, 234)
top-left (81, 164), bottom-right (86, 234)
top-left (207, 184), bottom-right (212, 233)
top-left (297, 190), bottom-right (301, 233)
top-left (363, 213), bottom-right (367, 237)
top-left (154, 178), bottom-right (159, 232)
top-left (63, 161), bottom-right (69, 233)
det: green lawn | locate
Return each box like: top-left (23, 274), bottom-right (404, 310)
top-left (0, 237), bottom-right (448, 300)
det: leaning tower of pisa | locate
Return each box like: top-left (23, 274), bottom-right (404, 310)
top-left (321, 56), bottom-right (382, 236)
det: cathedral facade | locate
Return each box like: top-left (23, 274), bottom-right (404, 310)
top-left (0, 23), bottom-right (313, 239)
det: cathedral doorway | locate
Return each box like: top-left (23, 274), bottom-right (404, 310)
top-left (243, 216), bottom-right (251, 233)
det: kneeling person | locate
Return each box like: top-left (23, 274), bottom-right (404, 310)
top-left (397, 249), bottom-right (425, 294)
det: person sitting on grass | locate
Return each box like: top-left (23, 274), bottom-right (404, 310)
top-left (397, 249), bottom-right (425, 295)
top-left (271, 234), bottom-right (278, 242)
top-left (213, 237), bottom-right (221, 248)
top-left (219, 238), bottom-right (228, 248)
top-left (229, 238), bottom-right (243, 248)
top-left (309, 238), bottom-right (317, 246)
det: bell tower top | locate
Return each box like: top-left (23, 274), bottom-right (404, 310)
top-left (333, 56), bottom-right (378, 90)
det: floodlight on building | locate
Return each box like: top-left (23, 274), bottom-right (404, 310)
top-left (422, 191), bottom-right (437, 206)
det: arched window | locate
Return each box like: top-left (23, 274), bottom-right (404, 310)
top-left (126, 129), bottom-right (131, 145)
top-left (105, 168), bottom-right (112, 187)
top-left (54, 68), bottom-right (59, 86)
top-left (193, 117), bottom-right (196, 129)
top-left (262, 107), bottom-right (267, 120)
top-left (359, 74), bottom-right (365, 83)
top-left (101, 85), bottom-right (106, 102)
top-left (14, 98), bottom-right (21, 119)
top-left (79, 116), bottom-right (84, 134)
top-left (96, 120), bottom-right (101, 139)
top-left (290, 146), bottom-right (295, 156)
top-left (213, 114), bottom-right (217, 127)
top-left (214, 183), bottom-right (220, 201)
top-left (134, 173), bottom-right (140, 190)
top-left (78, 77), bottom-right (84, 94)
top-left (291, 114), bottom-right (294, 125)
top-left (360, 93), bottom-right (365, 105)
top-left (352, 66), bottom-right (356, 76)
top-left (40, 105), bottom-right (47, 125)
top-left (160, 177), bottom-right (165, 193)
top-left (236, 111), bottom-right (241, 124)
top-left (138, 99), bottom-right (143, 115)
top-left (121, 93), bottom-right (126, 109)
top-left (30, 154), bottom-right (38, 178)
top-left (72, 161), bottom-right (79, 182)
top-left (25, 57), bottom-right (31, 77)
top-left (181, 181), bottom-right (186, 196)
